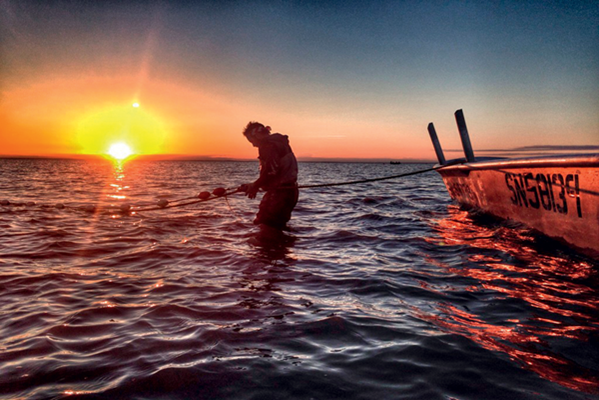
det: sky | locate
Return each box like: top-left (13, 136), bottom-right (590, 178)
top-left (1, 0), bottom-right (598, 161)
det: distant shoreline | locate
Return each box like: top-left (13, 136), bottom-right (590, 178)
top-left (0, 154), bottom-right (435, 163)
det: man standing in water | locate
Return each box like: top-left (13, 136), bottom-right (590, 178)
top-left (242, 122), bottom-right (299, 230)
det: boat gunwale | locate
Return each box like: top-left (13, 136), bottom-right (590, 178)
top-left (436, 153), bottom-right (599, 171)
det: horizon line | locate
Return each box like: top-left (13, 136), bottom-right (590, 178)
top-left (0, 154), bottom-right (436, 163)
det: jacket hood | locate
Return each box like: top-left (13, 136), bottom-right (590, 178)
top-left (267, 133), bottom-right (289, 145)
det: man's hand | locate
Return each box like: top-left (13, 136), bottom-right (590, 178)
top-left (245, 182), bottom-right (259, 199)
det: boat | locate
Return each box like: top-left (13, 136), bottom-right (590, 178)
top-left (428, 109), bottom-right (599, 257)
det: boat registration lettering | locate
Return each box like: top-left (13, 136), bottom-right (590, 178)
top-left (447, 181), bottom-right (477, 204)
top-left (505, 172), bottom-right (582, 218)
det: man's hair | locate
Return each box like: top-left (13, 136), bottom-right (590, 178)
top-left (243, 121), bottom-right (264, 136)
top-left (243, 121), bottom-right (267, 137)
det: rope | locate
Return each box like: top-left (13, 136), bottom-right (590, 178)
top-left (0, 164), bottom-right (454, 214)
top-left (122, 188), bottom-right (243, 212)
top-left (296, 164), bottom-right (446, 189)
top-left (129, 164), bottom-right (450, 212)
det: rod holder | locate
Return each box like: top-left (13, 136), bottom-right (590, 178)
top-left (455, 109), bottom-right (475, 162)
top-left (427, 123), bottom-right (446, 165)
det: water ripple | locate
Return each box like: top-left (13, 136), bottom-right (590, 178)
top-left (0, 159), bottom-right (597, 400)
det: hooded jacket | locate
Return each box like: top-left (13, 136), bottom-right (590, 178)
top-left (255, 133), bottom-right (298, 191)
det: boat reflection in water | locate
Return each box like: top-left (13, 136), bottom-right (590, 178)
top-left (423, 205), bottom-right (599, 395)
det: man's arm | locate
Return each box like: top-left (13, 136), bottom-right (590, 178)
top-left (246, 142), bottom-right (278, 198)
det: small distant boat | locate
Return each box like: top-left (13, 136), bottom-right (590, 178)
top-left (428, 109), bottom-right (599, 257)
top-left (390, 161), bottom-right (402, 164)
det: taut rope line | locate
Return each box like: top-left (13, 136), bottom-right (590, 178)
top-left (132, 188), bottom-right (243, 212)
top-left (124, 163), bottom-right (456, 212)
top-left (296, 164), bottom-right (446, 189)
top-left (0, 164), bottom-right (455, 214)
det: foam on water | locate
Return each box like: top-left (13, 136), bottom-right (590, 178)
top-left (0, 158), bottom-right (597, 400)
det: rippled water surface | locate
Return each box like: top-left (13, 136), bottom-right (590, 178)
top-left (1, 158), bottom-right (598, 400)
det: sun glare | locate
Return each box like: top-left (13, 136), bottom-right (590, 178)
top-left (107, 142), bottom-right (133, 160)
top-left (77, 105), bottom-right (166, 156)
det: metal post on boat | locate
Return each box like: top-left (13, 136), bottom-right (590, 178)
top-left (427, 123), bottom-right (447, 165)
top-left (455, 109), bottom-right (476, 162)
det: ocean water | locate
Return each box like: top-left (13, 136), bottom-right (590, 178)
top-left (0, 158), bottom-right (597, 400)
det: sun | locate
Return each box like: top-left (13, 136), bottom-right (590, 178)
top-left (76, 104), bottom-right (166, 157)
top-left (107, 142), bottom-right (133, 160)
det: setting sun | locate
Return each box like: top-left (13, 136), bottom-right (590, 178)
top-left (107, 142), bottom-right (133, 160)
top-left (76, 104), bottom-right (167, 156)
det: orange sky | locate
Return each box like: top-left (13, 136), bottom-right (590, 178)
top-left (1, 2), bottom-right (597, 161)
top-left (1, 73), bottom-right (439, 161)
